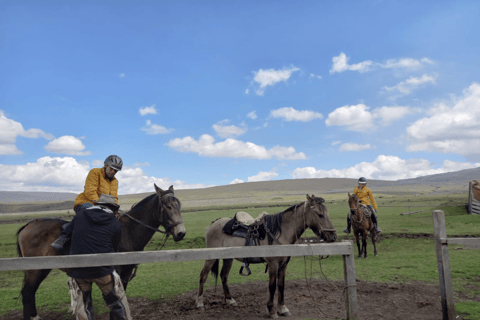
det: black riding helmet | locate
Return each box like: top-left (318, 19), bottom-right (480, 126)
top-left (104, 155), bottom-right (123, 171)
top-left (358, 177), bottom-right (367, 184)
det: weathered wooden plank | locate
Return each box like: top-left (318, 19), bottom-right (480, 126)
top-left (432, 210), bottom-right (456, 320)
top-left (342, 240), bottom-right (358, 320)
top-left (400, 210), bottom-right (424, 215)
top-left (447, 238), bottom-right (480, 249)
top-left (0, 242), bottom-right (352, 271)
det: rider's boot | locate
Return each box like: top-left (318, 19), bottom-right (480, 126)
top-left (374, 223), bottom-right (382, 233)
top-left (51, 221), bottom-right (71, 251)
top-left (343, 216), bottom-right (351, 234)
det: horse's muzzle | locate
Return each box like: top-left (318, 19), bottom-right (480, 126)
top-left (172, 224), bottom-right (186, 242)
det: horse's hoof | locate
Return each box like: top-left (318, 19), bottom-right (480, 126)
top-left (269, 313), bottom-right (279, 319)
top-left (278, 305), bottom-right (291, 317)
top-left (375, 253), bottom-right (378, 256)
top-left (226, 298), bottom-right (237, 306)
top-left (195, 300), bottom-right (204, 309)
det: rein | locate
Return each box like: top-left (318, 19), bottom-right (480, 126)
top-left (350, 198), bottom-right (365, 224)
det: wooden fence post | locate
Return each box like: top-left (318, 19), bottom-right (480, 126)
top-left (432, 210), bottom-right (456, 320)
top-left (342, 240), bottom-right (358, 320)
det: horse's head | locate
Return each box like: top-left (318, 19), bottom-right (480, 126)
top-left (348, 193), bottom-right (363, 217)
top-left (305, 194), bottom-right (337, 243)
top-left (154, 184), bottom-right (186, 242)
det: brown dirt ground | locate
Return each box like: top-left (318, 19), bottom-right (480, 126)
top-left (3, 279), bottom-right (464, 320)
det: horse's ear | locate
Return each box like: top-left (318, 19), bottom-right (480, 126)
top-left (154, 183), bottom-right (164, 195)
top-left (306, 194), bottom-right (313, 203)
top-left (348, 192), bottom-right (351, 197)
top-left (169, 185), bottom-right (174, 192)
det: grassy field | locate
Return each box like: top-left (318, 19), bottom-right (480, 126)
top-left (1, 192), bottom-right (480, 319)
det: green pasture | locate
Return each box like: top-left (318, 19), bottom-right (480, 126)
top-left (1, 192), bottom-right (480, 319)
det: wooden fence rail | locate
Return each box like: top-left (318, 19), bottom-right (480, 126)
top-left (0, 241), bottom-right (358, 319)
top-left (433, 210), bottom-right (480, 320)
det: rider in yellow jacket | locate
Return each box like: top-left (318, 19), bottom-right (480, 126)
top-left (51, 155), bottom-right (123, 252)
top-left (343, 177), bottom-right (382, 234)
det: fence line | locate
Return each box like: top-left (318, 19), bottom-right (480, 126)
top-left (432, 210), bottom-right (480, 320)
top-left (0, 241), bottom-right (358, 319)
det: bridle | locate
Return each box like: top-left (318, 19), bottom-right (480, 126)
top-left (295, 200), bottom-right (336, 239)
top-left (349, 196), bottom-right (365, 224)
top-left (124, 192), bottom-right (184, 234)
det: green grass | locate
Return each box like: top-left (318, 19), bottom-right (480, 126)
top-left (1, 192), bottom-right (479, 318)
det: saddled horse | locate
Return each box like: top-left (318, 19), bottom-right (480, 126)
top-left (16, 184), bottom-right (186, 320)
top-left (195, 194), bottom-right (337, 319)
top-left (348, 192), bottom-right (377, 258)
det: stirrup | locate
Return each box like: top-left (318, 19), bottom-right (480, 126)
top-left (51, 235), bottom-right (67, 251)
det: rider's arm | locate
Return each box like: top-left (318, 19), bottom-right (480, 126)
top-left (368, 189), bottom-right (377, 211)
top-left (111, 180), bottom-right (119, 204)
top-left (83, 169), bottom-right (101, 203)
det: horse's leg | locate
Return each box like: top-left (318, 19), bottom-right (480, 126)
top-left (354, 232), bottom-right (362, 258)
top-left (266, 261), bottom-right (279, 319)
top-left (196, 259), bottom-right (217, 309)
top-left (220, 259), bottom-right (237, 306)
top-left (362, 230), bottom-right (368, 259)
top-left (21, 269), bottom-right (52, 320)
top-left (277, 259), bottom-right (291, 317)
top-left (371, 229), bottom-right (378, 256)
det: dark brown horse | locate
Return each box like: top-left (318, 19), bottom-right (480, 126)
top-left (195, 195), bottom-right (337, 319)
top-left (16, 184), bottom-right (186, 320)
top-left (348, 193), bottom-right (377, 258)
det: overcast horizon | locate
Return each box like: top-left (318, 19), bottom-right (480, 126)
top-left (1, 1), bottom-right (480, 195)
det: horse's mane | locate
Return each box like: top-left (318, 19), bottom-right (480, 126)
top-left (128, 193), bottom-right (157, 214)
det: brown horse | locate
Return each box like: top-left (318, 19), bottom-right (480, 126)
top-left (348, 193), bottom-right (377, 258)
top-left (195, 194), bottom-right (337, 319)
top-left (16, 184), bottom-right (186, 320)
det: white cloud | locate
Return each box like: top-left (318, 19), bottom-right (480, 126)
top-left (372, 106), bottom-right (412, 125)
top-left (229, 178), bottom-right (244, 185)
top-left (330, 53), bottom-right (373, 74)
top-left (0, 157), bottom-right (91, 192)
top-left (247, 111), bottom-right (257, 120)
top-left (339, 143), bottom-right (374, 152)
top-left (330, 52), bottom-right (434, 74)
top-left (331, 141), bottom-right (341, 146)
top-left (383, 74), bottom-right (437, 96)
top-left (212, 120), bottom-right (247, 138)
top-left (139, 105), bottom-right (158, 116)
top-left (291, 155), bottom-right (480, 181)
top-left (166, 134), bottom-right (307, 160)
top-left (245, 89), bottom-right (250, 95)
top-left (309, 73), bottom-right (322, 79)
top-left (116, 167), bottom-right (213, 194)
top-left (270, 107), bottom-right (323, 122)
top-left (248, 169), bottom-right (279, 182)
top-left (133, 162), bottom-right (150, 167)
top-left (406, 82), bottom-right (480, 156)
top-left (0, 144), bottom-right (22, 155)
top-left (119, 73), bottom-right (126, 78)
top-left (141, 120), bottom-right (173, 134)
top-left (252, 66), bottom-right (300, 96)
top-left (0, 110), bottom-right (54, 154)
top-left (325, 104), bottom-right (375, 131)
top-left (92, 160), bottom-right (104, 167)
top-left (45, 136), bottom-right (91, 156)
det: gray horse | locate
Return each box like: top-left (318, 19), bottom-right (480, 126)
top-left (196, 194), bottom-right (337, 319)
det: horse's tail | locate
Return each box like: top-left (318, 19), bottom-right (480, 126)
top-left (16, 222), bottom-right (30, 257)
top-left (211, 259), bottom-right (219, 279)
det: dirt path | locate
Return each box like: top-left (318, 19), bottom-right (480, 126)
top-left (4, 279), bottom-right (462, 320)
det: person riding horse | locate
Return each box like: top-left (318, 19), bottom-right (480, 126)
top-left (66, 194), bottom-right (131, 320)
top-left (343, 177), bottom-right (382, 234)
top-left (51, 155), bottom-right (123, 251)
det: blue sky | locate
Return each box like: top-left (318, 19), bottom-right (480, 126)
top-left (1, 1), bottom-right (480, 194)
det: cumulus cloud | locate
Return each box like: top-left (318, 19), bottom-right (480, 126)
top-left (116, 167), bottom-right (213, 194)
top-left (141, 120), bottom-right (173, 134)
top-left (339, 143), bottom-right (374, 152)
top-left (325, 104), bottom-right (375, 131)
top-left (251, 66), bottom-right (300, 96)
top-left (229, 178), bottom-right (244, 185)
top-left (248, 169), bottom-right (279, 182)
top-left (383, 74), bottom-right (437, 96)
top-left (247, 111), bottom-right (257, 120)
top-left (331, 141), bottom-right (341, 146)
top-left (0, 110), bottom-right (54, 154)
top-left (291, 155), bottom-right (480, 181)
top-left (330, 52), bottom-right (434, 74)
top-left (166, 134), bottom-right (307, 160)
top-left (212, 120), bottom-right (247, 138)
top-left (406, 82), bottom-right (480, 156)
top-left (139, 105), bottom-right (158, 116)
top-left (270, 107), bottom-right (323, 122)
top-left (326, 104), bottom-right (413, 131)
top-left (45, 136), bottom-right (91, 155)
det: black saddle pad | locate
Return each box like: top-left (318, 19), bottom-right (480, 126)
top-left (222, 216), bottom-right (267, 240)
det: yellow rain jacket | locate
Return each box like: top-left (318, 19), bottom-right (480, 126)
top-left (353, 186), bottom-right (377, 211)
top-left (74, 167), bottom-right (118, 209)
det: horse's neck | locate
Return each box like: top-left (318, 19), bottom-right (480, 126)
top-left (279, 202), bottom-right (307, 244)
top-left (120, 197), bottom-right (160, 251)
